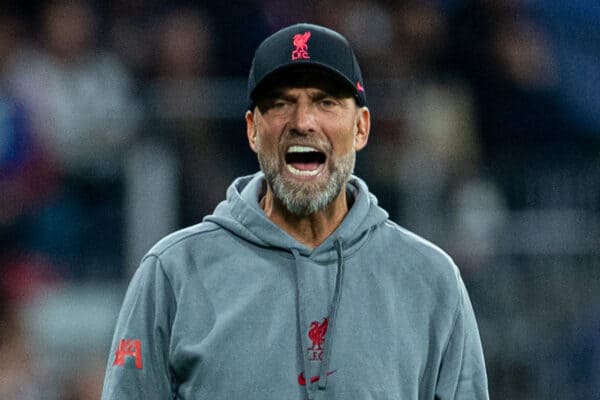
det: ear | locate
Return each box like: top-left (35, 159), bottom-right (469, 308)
top-left (245, 110), bottom-right (258, 153)
top-left (354, 107), bottom-right (370, 151)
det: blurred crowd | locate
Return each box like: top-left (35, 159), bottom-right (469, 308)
top-left (1, 0), bottom-right (599, 399)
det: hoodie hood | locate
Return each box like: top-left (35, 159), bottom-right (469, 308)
top-left (204, 172), bottom-right (388, 259)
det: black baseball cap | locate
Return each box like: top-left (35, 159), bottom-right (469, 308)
top-left (247, 23), bottom-right (367, 109)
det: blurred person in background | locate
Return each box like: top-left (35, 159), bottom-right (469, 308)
top-left (0, 6), bottom-right (62, 287)
top-left (148, 4), bottom-right (231, 222)
top-left (443, 0), bottom-right (600, 248)
top-left (133, 4), bottom-right (232, 245)
top-left (123, 4), bottom-right (231, 273)
top-left (385, 0), bottom-right (484, 248)
top-left (0, 7), bottom-right (59, 399)
top-left (5, 0), bottom-right (141, 280)
top-left (444, 1), bottom-right (573, 187)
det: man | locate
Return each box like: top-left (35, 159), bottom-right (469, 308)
top-left (102, 23), bottom-right (489, 399)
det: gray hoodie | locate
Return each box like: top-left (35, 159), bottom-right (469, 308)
top-left (102, 172), bottom-right (489, 399)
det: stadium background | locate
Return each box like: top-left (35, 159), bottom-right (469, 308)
top-left (1, 0), bottom-right (599, 398)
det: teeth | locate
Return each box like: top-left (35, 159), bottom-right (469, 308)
top-left (286, 164), bottom-right (321, 176)
top-left (287, 145), bottom-right (319, 153)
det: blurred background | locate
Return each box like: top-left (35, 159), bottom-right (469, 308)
top-left (1, 0), bottom-right (599, 398)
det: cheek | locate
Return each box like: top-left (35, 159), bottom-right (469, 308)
top-left (254, 130), bottom-right (280, 155)
top-left (253, 119), bottom-right (275, 151)
top-left (330, 123), bottom-right (359, 153)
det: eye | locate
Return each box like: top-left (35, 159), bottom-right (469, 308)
top-left (319, 97), bottom-right (338, 108)
top-left (273, 100), bottom-right (287, 109)
top-left (258, 98), bottom-right (289, 114)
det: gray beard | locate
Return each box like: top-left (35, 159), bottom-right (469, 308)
top-left (258, 151), bottom-right (356, 216)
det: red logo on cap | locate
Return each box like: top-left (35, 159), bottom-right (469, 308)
top-left (292, 31), bottom-right (311, 60)
top-left (356, 81), bottom-right (365, 92)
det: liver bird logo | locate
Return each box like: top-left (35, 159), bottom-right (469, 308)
top-left (292, 31), bottom-right (311, 60)
top-left (308, 317), bottom-right (328, 350)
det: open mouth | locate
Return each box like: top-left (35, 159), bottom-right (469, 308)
top-left (285, 145), bottom-right (326, 176)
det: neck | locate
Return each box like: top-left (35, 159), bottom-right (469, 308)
top-left (260, 188), bottom-right (349, 249)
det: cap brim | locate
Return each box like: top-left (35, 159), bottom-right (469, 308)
top-left (249, 62), bottom-right (363, 109)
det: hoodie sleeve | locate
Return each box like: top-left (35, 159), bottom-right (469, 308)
top-left (102, 255), bottom-right (176, 399)
top-left (435, 276), bottom-right (489, 399)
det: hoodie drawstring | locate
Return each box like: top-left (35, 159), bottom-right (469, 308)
top-left (291, 248), bottom-right (313, 399)
top-left (317, 239), bottom-right (344, 393)
top-left (292, 239), bottom-right (345, 399)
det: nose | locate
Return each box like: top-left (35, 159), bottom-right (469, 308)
top-left (289, 100), bottom-right (317, 134)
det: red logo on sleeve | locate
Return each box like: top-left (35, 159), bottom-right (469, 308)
top-left (113, 339), bottom-right (143, 369)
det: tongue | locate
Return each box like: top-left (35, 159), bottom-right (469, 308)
top-left (290, 162), bottom-right (320, 171)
